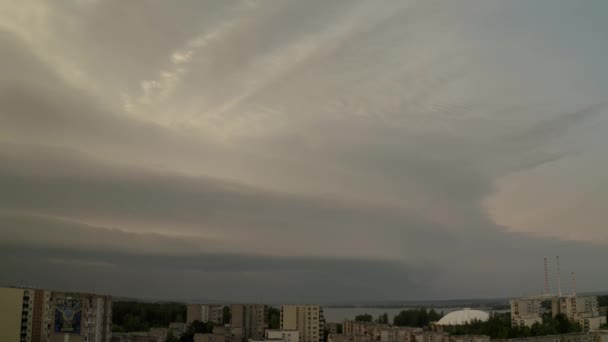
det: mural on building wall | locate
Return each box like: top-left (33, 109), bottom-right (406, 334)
top-left (54, 298), bottom-right (82, 334)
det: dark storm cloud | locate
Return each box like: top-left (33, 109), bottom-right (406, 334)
top-left (0, 217), bottom-right (438, 303)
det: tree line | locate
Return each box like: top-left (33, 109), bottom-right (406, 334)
top-left (113, 301), bottom-right (187, 332)
top-left (447, 313), bottom-right (581, 339)
top-left (352, 309), bottom-right (589, 338)
top-left (355, 308), bottom-right (443, 327)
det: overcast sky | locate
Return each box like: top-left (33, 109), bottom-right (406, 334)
top-left (1, 0), bottom-right (608, 303)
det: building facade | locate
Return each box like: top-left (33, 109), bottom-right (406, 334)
top-left (0, 287), bottom-right (112, 342)
top-left (511, 298), bottom-right (543, 328)
top-left (552, 296), bottom-right (606, 332)
top-left (231, 305), bottom-right (269, 342)
top-left (281, 305), bottom-right (325, 342)
top-left (188, 304), bottom-right (224, 325)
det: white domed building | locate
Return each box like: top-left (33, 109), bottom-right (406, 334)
top-left (436, 308), bottom-right (490, 326)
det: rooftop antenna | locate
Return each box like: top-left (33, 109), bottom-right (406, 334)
top-left (571, 272), bottom-right (577, 297)
top-left (544, 257), bottom-right (551, 296)
top-left (556, 256), bottom-right (562, 298)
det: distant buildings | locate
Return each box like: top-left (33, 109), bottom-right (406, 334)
top-left (510, 295), bottom-right (606, 331)
top-left (0, 286), bottom-right (112, 342)
top-left (510, 298), bottom-right (543, 328)
top-left (280, 305), bottom-right (325, 342)
top-left (231, 304), bottom-right (269, 342)
top-left (188, 304), bottom-right (224, 325)
top-left (555, 296), bottom-right (607, 331)
top-left (342, 320), bottom-right (424, 342)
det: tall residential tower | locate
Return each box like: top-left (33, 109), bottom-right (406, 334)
top-left (281, 305), bottom-right (325, 342)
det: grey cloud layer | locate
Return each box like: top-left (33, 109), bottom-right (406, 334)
top-left (1, 0), bottom-right (608, 301)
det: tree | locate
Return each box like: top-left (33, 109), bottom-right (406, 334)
top-left (428, 309), bottom-right (442, 323)
top-left (441, 312), bottom-right (585, 340)
top-left (223, 306), bottom-right (231, 324)
top-left (190, 320), bottom-right (214, 334)
top-left (268, 307), bottom-right (281, 329)
top-left (165, 331), bottom-right (179, 342)
top-left (376, 313), bottom-right (389, 325)
top-left (112, 301), bottom-right (186, 332)
top-left (355, 314), bottom-right (373, 322)
top-left (393, 309), bottom-right (434, 327)
top-left (179, 320), bottom-right (215, 342)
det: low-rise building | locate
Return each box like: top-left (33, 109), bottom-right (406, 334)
top-left (266, 330), bottom-right (300, 342)
top-left (578, 317), bottom-right (607, 333)
top-left (342, 321), bottom-right (424, 342)
top-left (411, 331), bottom-right (448, 342)
top-left (169, 322), bottom-right (188, 337)
top-left (590, 330), bottom-right (608, 342)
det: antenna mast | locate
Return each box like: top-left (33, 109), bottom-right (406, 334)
top-left (556, 256), bottom-right (562, 298)
top-left (544, 257), bottom-right (551, 295)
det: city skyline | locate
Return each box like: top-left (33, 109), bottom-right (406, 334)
top-left (2, 0), bottom-right (608, 302)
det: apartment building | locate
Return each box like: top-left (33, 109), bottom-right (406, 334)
top-left (231, 305), bottom-right (269, 342)
top-left (552, 296), bottom-right (606, 332)
top-left (0, 286), bottom-right (112, 342)
top-left (188, 304), bottom-right (224, 325)
top-left (511, 298), bottom-right (543, 328)
top-left (564, 297), bottom-right (600, 321)
top-left (281, 305), bottom-right (325, 342)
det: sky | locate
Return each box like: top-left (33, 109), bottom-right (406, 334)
top-left (1, 0), bottom-right (608, 303)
